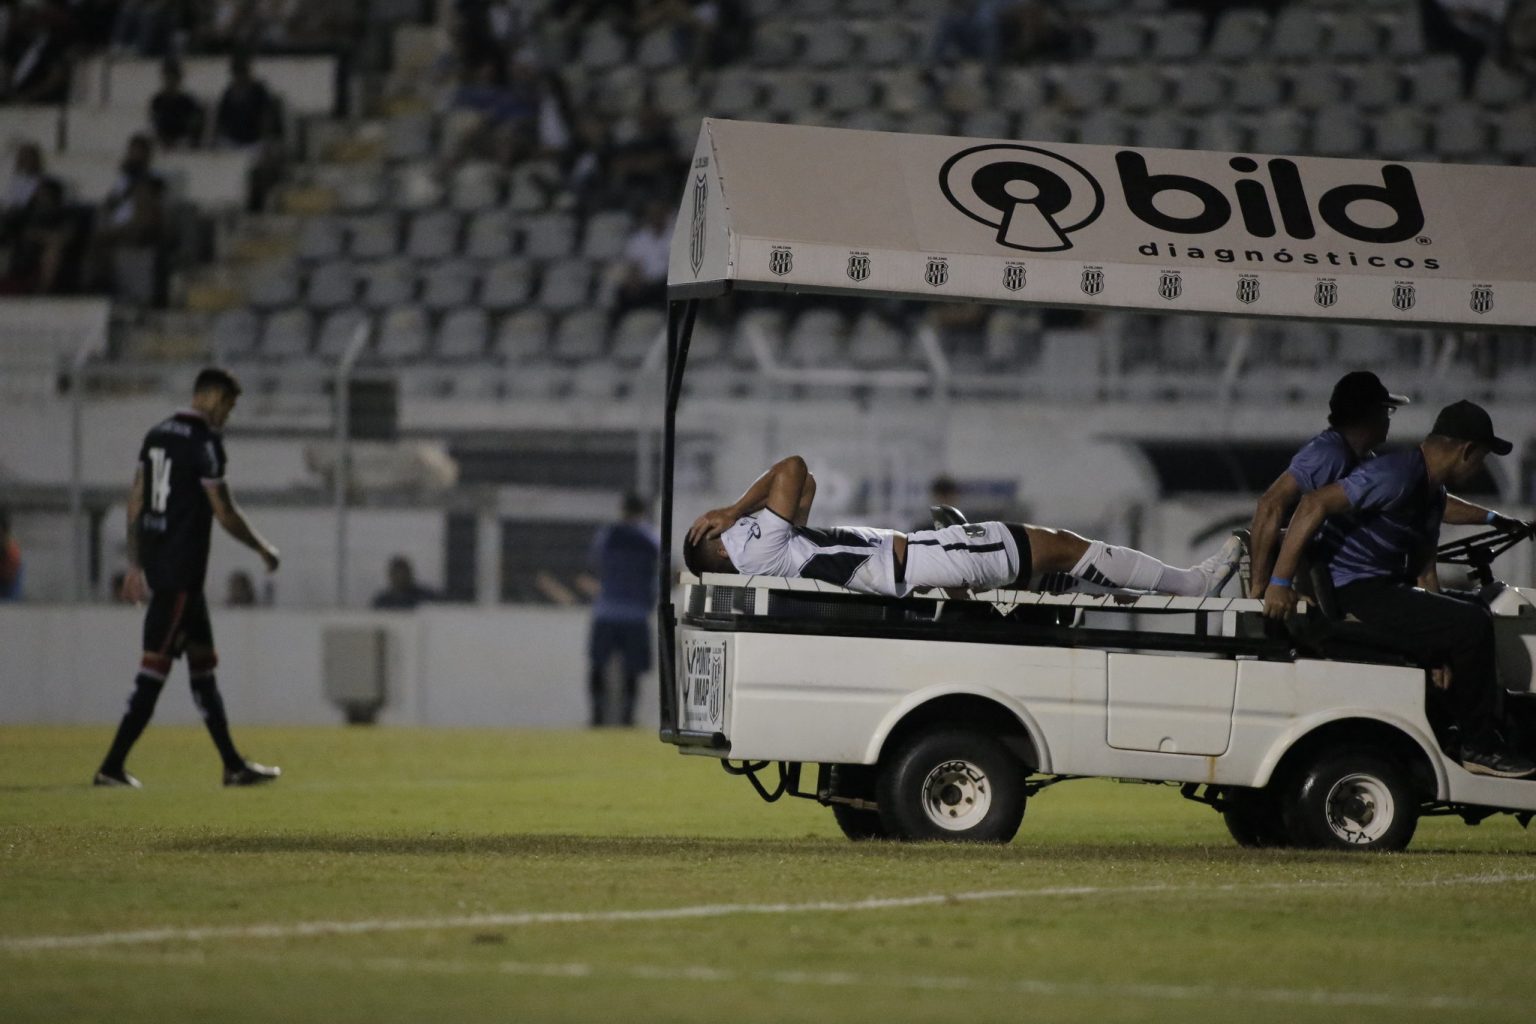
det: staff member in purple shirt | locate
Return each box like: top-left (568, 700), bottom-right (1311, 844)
top-left (1264, 401), bottom-right (1534, 779)
top-left (1247, 371), bottom-right (1503, 597)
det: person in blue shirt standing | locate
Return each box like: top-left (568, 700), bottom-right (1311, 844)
top-left (1246, 371), bottom-right (1504, 597)
top-left (1264, 401), bottom-right (1535, 779)
top-left (588, 493), bottom-right (660, 727)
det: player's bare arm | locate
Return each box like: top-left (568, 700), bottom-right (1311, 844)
top-left (1265, 482), bottom-right (1352, 620)
top-left (123, 466), bottom-right (148, 603)
top-left (1247, 471), bottom-right (1303, 599)
top-left (688, 455), bottom-right (809, 545)
top-left (206, 481), bottom-right (280, 572)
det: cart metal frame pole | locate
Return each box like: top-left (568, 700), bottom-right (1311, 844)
top-left (656, 297), bottom-right (699, 736)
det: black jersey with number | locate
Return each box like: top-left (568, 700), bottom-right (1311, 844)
top-left (137, 411), bottom-right (227, 591)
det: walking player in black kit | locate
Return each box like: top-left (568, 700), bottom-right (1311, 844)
top-left (94, 368), bottom-right (283, 788)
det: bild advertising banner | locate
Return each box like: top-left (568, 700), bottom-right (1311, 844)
top-left (668, 118), bottom-right (1536, 328)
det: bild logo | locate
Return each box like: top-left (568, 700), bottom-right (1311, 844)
top-left (940, 144), bottom-right (1105, 252)
top-left (1003, 261), bottom-right (1026, 291)
top-left (769, 245), bottom-right (792, 276)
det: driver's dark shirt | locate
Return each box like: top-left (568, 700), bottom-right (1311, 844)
top-left (1322, 448), bottom-right (1446, 588)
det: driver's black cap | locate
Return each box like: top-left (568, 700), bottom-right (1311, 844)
top-left (1329, 370), bottom-right (1408, 422)
top-left (1431, 400), bottom-right (1513, 456)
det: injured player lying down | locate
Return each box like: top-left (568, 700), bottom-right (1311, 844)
top-left (684, 456), bottom-right (1242, 598)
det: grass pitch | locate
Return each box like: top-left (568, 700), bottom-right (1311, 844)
top-left (4, 725), bottom-right (1536, 1024)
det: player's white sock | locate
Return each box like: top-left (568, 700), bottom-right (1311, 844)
top-left (1069, 540), bottom-right (1205, 596)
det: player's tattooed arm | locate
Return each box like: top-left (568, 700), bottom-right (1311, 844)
top-left (206, 482), bottom-right (280, 572)
top-left (122, 467), bottom-right (149, 603)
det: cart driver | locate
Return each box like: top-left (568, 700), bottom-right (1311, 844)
top-left (684, 455), bottom-right (1243, 599)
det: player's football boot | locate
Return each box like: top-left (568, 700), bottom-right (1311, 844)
top-left (93, 769), bottom-right (142, 789)
top-left (1198, 533), bottom-right (1246, 597)
top-left (223, 761), bottom-right (282, 787)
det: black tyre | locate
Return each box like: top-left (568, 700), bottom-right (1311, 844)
top-left (1220, 788), bottom-right (1291, 849)
top-left (876, 728), bottom-right (1028, 843)
top-left (1281, 751), bottom-right (1419, 852)
top-left (828, 764), bottom-right (886, 841)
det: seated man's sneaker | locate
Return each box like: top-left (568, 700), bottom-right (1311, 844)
top-left (1459, 745), bottom-right (1536, 779)
top-left (93, 769), bottom-right (142, 789)
top-left (224, 761), bottom-right (281, 787)
top-left (1199, 534), bottom-right (1246, 597)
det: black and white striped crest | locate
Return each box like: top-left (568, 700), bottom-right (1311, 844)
top-left (1158, 270), bottom-right (1182, 301)
top-left (1237, 275), bottom-right (1260, 304)
top-left (1392, 282), bottom-right (1416, 312)
top-left (1003, 261), bottom-right (1026, 292)
top-left (689, 174), bottom-right (707, 276)
top-left (1080, 267), bottom-right (1104, 296)
top-left (925, 257), bottom-right (948, 287)
top-left (769, 246), bottom-right (792, 276)
top-left (1470, 285), bottom-right (1493, 315)
top-left (847, 253), bottom-right (871, 282)
top-left (1315, 280), bottom-right (1337, 308)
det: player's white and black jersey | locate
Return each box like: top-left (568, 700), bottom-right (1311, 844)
top-left (721, 512), bottom-right (1022, 598)
top-left (136, 410), bottom-right (227, 592)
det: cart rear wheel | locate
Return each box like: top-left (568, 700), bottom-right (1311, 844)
top-left (876, 728), bottom-right (1027, 843)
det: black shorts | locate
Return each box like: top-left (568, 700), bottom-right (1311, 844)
top-left (142, 589), bottom-right (215, 661)
top-left (589, 619), bottom-right (652, 676)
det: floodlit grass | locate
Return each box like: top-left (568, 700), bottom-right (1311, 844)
top-left (4, 725), bottom-right (1536, 1023)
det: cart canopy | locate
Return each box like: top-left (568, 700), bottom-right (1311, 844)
top-left (669, 118), bottom-right (1536, 328)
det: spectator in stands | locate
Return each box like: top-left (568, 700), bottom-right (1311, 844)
top-left (150, 61), bottom-right (205, 150)
top-left (225, 569), bottom-right (257, 607)
top-left (112, 0), bottom-right (176, 57)
top-left (213, 52), bottom-right (282, 211)
top-left (372, 555), bottom-right (438, 610)
top-left (214, 52), bottom-right (280, 147)
top-left (2, 141), bottom-right (47, 232)
top-left (634, 1), bottom-right (751, 75)
top-left (608, 105), bottom-right (679, 197)
top-left (567, 114), bottom-right (617, 208)
top-left (0, 509), bottom-right (22, 601)
top-left (1421, 0), bottom-right (1510, 86)
top-left (586, 493), bottom-right (659, 727)
top-left (1, 0), bottom-right (72, 103)
top-left (80, 133), bottom-right (166, 295)
top-left (5, 177), bottom-right (86, 294)
top-left (608, 199), bottom-right (671, 318)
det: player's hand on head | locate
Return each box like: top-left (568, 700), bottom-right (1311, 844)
top-left (687, 508), bottom-right (735, 546)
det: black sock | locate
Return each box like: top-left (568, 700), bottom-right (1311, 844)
top-left (190, 675), bottom-right (244, 772)
top-left (100, 673), bottom-right (165, 774)
top-left (589, 664), bottom-right (606, 726)
top-left (620, 671), bottom-right (638, 727)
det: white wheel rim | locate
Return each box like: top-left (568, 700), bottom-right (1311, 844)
top-left (1324, 773), bottom-right (1395, 844)
top-left (920, 759), bottom-right (992, 831)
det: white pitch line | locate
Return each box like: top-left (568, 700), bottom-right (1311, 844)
top-left (51, 947), bottom-right (1520, 1013)
top-left (3, 871), bottom-right (1533, 954)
